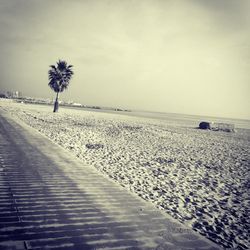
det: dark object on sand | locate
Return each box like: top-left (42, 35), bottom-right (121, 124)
top-left (199, 121), bottom-right (235, 132)
top-left (86, 144), bottom-right (104, 149)
top-left (211, 123), bottom-right (235, 132)
top-left (199, 122), bottom-right (211, 130)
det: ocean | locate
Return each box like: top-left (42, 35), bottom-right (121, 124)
top-left (125, 110), bottom-right (250, 129)
top-left (64, 105), bottom-right (250, 130)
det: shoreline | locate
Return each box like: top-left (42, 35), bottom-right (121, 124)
top-left (1, 101), bottom-right (249, 249)
top-left (3, 98), bottom-right (250, 129)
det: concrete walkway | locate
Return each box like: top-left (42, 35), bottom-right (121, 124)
top-left (0, 111), bottom-right (221, 250)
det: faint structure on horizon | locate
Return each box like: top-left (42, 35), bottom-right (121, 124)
top-left (48, 59), bottom-right (74, 112)
top-left (12, 91), bottom-right (21, 98)
top-left (0, 90), bottom-right (22, 98)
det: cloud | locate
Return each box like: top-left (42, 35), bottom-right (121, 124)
top-left (192, 0), bottom-right (250, 31)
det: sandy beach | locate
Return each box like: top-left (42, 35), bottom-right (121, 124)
top-left (1, 100), bottom-right (249, 249)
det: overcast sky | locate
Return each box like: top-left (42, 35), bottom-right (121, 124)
top-left (0, 0), bottom-right (249, 119)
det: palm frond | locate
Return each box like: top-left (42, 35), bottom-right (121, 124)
top-left (48, 59), bottom-right (74, 93)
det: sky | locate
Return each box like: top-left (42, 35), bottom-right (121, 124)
top-left (0, 0), bottom-right (249, 119)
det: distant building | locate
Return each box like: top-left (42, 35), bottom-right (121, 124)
top-left (5, 91), bottom-right (22, 98)
top-left (13, 91), bottom-right (21, 98)
top-left (72, 103), bottom-right (82, 107)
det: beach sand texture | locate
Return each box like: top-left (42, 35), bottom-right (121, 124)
top-left (1, 100), bottom-right (249, 249)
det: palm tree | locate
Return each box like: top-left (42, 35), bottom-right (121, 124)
top-left (48, 60), bottom-right (74, 112)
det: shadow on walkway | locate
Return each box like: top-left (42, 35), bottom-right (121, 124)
top-left (0, 112), bottom-right (221, 250)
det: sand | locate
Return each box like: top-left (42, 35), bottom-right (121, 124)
top-left (1, 100), bottom-right (249, 249)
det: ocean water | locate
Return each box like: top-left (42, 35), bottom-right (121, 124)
top-left (127, 110), bottom-right (250, 129)
top-left (66, 106), bottom-right (250, 130)
top-left (25, 102), bottom-right (249, 130)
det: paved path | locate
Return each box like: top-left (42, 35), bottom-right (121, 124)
top-left (0, 112), bottom-right (221, 250)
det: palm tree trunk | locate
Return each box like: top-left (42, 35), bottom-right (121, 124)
top-left (53, 92), bottom-right (59, 112)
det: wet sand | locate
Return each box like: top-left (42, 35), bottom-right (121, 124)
top-left (1, 100), bottom-right (249, 249)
